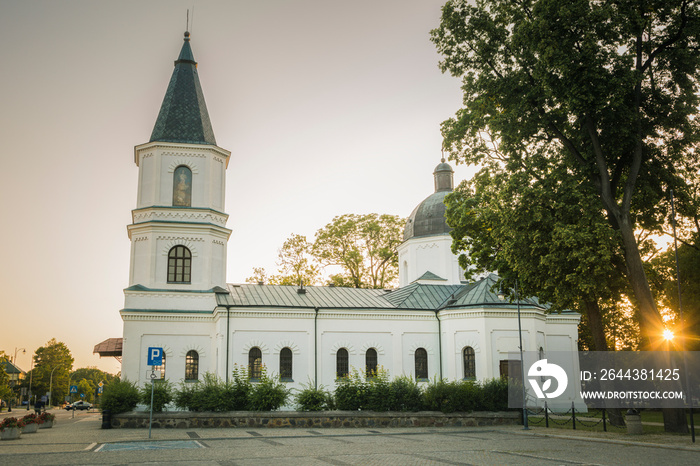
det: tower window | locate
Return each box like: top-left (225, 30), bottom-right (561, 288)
top-left (168, 246), bottom-right (192, 283)
top-left (463, 346), bottom-right (476, 380)
top-left (173, 165), bottom-right (192, 206)
top-left (248, 347), bottom-right (262, 380)
top-left (185, 350), bottom-right (199, 381)
top-left (280, 347), bottom-right (292, 381)
top-left (415, 348), bottom-right (428, 380)
top-left (365, 348), bottom-right (377, 378)
top-left (336, 348), bottom-right (349, 379)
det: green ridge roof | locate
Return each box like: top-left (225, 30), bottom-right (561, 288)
top-left (149, 32), bottom-right (216, 145)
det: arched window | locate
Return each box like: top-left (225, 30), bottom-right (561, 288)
top-left (463, 346), bottom-right (475, 380)
top-left (280, 347), bottom-right (292, 381)
top-left (185, 350), bottom-right (199, 381)
top-left (153, 353), bottom-right (166, 380)
top-left (415, 348), bottom-right (428, 380)
top-left (172, 165), bottom-right (192, 206)
top-left (336, 348), bottom-right (349, 379)
top-left (365, 348), bottom-right (378, 377)
top-left (248, 347), bottom-right (262, 380)
top-left (168, 246), bottom-right (192, 283)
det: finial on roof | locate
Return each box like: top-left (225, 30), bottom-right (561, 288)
top-left (184, 31), bottom-right (190, 40)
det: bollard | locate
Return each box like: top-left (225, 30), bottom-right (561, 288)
top-left (626, 409), bottom-right (642, 435)
top-left (101, 409), bottom-right (112, 429)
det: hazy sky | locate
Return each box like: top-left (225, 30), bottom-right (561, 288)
top-left (0, 0), bottom-right (476, 374)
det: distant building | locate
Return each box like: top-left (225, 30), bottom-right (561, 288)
top-left (0, 359), bottom-right (26, 386)
top-left (118, 32), bottom-right (580, 405)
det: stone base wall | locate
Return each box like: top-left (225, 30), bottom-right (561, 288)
top-left (111, 411), bottom-right (519, 429)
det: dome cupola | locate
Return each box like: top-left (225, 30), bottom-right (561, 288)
top-left (403, 159), bottom-right (454, 241)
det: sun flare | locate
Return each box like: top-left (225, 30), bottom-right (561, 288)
top-left (662, 329), bottom-right (675, 341)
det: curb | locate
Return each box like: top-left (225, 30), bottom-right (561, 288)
top-left (500, 428), bottom-right (699, 452)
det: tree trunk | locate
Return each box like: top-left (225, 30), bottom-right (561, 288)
top-left (663, 408), bottom-right (689, 433)
top-left (582, 299), bottom-right (608, 352)
top-left (582, 300), bottom-right (625, 426)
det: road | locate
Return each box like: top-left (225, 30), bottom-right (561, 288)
top-left (0, 409), bottom-right (698, 465)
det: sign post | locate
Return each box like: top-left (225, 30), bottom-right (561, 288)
top-left (146, 347), bottom-right (163, 439)
top-left (69, 385), bottom-right (78, 418)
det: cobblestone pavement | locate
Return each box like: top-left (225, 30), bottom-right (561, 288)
top-left (1, 409), bottom-right (698, 465)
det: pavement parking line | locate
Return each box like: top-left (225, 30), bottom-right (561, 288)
top-left (492, 449), bottom-right (601, 465)
top-left (85, 442), bottom-right (97, 451)
top-left (94, 444), bottom-right (106, 452)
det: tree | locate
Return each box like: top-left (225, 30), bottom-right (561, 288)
top-left (652, 236), bottom-right (700, 350)
top-left (432, 0), bottom-right (700, 432)
top-left (432, 0), bottom-right (700, 348)
top-left (313, 213), bottom-right (404, 288)
top-left (25, 339), bottom-right (74, 406)
top-left (69, 367), bottom-right (118, 404)
top-left (446, 161), bottom-right (630, 353)
top-left (246, 235), bottom-right (322, 286)
top-left (0, 361), bottom-right (12, 405)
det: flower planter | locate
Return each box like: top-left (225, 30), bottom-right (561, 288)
top-left (22, 423), bottom-right (38, 433)
top-left (1, 427), bottom-right (22, 440)
top-left (39, 420), bottom-right (53, 429)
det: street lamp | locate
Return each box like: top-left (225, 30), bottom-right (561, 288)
top-left (12, 347), bottom-right (26, 364)
top-left (48, 365), bottom-right (62, 408)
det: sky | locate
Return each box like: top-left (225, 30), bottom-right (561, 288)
top-left (0, 0), bottom-right (477, 375)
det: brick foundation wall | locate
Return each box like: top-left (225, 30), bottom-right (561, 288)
top-left (111, 411), bottom-right (519, 429)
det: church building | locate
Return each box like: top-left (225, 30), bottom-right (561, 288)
top-left (118, 33), bottom-right (580, 397)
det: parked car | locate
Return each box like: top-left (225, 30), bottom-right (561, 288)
top-left (65, 401), bottom-right (92, 411)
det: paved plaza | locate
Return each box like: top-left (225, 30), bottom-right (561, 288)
top-left (0, 409), bottom-right (698, 465)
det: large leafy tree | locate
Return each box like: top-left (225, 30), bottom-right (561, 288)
top-left (24, 339), bottom-right (74, 406)
top-left (313, 213), bottom-right (404, 288)
top-left (446, 159), bottom-right (630, 352)
top-left (432, 0), bottom-right (700, 348)
top-left (246, 234), bottom-right (321, 286)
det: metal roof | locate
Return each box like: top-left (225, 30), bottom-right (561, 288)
top-left (149, 32), bottom-right (216, 145)
top-left (93, 338), bottom-right (123, 357)
top-left (223, 284), bottom-right (396, 309)
top-left (413, 271), bottom-right (447, 282)
top-left (448, 274), bottom-right (546, 309)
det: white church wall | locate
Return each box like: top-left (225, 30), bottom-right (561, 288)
top-left (398, 235), bottom-right (463, 286)
top-left (121, 316), bottom-right (216, 386)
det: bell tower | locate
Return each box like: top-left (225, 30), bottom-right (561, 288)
top-left (126, 32), bottom-right (231, 293)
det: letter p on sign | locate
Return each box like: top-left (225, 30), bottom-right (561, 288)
top-left (147, 347), bottom-right (163, 366)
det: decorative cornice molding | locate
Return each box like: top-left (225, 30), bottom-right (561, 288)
top-left (160, 238), bottom-right (201, 256)
top-left (454, 338), bottom-right (481, 354)
top-left (167, 158), bottom-right (200, 173)
top-left (242, 340), bottom-right (269, 354)
top-left (359, 342), bottom-right (385, 355)
top-left (329, 341), bottom-right (356, 355)
top-left (133, 209), bottom-right (228, 227)
top-left (272, 340), bottom-right (301, 355)
top-left (180, 344), bottom-right (206, 358)
top-left (121, 313), bottom-right (214, 323)
top-left (407, 342), bottom-right (435, 355)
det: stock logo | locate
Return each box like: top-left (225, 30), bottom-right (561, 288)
top-left (528, 359), bottom-right (568, 399)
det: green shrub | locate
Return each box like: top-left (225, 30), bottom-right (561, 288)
top-left (248, 368), bottom-right (290, 411)
top-left (100, 379), bottom-right (140, 414)
top-left (174, 371), bottom-right (251, 412)
top-left (141, 380), bottom-right (173, 412)
top-left (424, 378), bottom-right (455, 413)
top-left (295, 382), bottom-right (332, 411)
top-left (365, 368), bottom-right (392, 411)
top-left (222, 366), bottom-right (252, 411)
top-left (478, 378), bottom-right (509, 411)
top-left (388, 376), bottom-right (424, 411)
top-left (334, 368), bottom-right (369, 410)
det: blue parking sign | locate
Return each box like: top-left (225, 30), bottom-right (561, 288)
top-left (147, 347), bottom-right (163, 366)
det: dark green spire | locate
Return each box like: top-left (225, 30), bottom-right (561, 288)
top-left (149, 32), bottom-right (216, 145)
